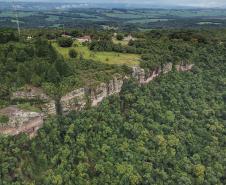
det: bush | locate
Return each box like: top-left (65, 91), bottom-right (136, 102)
top-left (17, 103), bottom-right (40, 112)
top-left (57, 37), bottom-right (73, 47)
top-left (0, 115), bottom-right (9, 124)
top-left (0, 29), bottom-right (18, 44)
top-left (116, 34), bottom-right (124, 41)
top-left (69, 49), bottom-right (78, 58)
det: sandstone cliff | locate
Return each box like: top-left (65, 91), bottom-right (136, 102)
top-left (11, 85), bottom-right (57, 116)
top-left (11, 86), bottom-right (50, 102)
top-left (0, 63), bottom-right (194, 136)
top-left (59, 74), bottom-right (124, 114)
top-left (0, 106), bottom-right (43, 138)
top-left (60, 88), bottom-right (87, 114)
top-left (132, 63), bottom-right (193, 84)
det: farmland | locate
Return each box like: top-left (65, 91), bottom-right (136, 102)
top-left (1, 3), bottom-right (226, 29)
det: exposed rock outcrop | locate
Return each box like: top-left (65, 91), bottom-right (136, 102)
top-left (176, 64), bottom-right (194, 72)
top-left (91, 75), bottom-right (124, 107)
top-left (60, 88), bottom-right (87, 114)
top-left (60, 75), bottom-right (124, 114)
top-left (163, 63), bottom-right (173, 74)
top-left (132, 63), bottom-right (173, 84)
top-left (1, 63), bottom-right (194, 136)
top-left (41, 100), bottom-right (57, 116)
top-left (11, 86), bottom-right (57, 116)
top-left (0, 106), bottom-right (43, 137)
top-left (11, 86), bottom-right (50, 102)
top-left (132, 63), bottom-right (193, 84)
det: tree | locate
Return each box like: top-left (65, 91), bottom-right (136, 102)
top-left (31, 74), bottom-right (42, 86)
top-left (47, 66), bottom-right (60, 84)
top-left (0, 115), bottom-right (9, 124)
top-left (116, 34), bottom-right (124, 41)
top-left (16, 50), bottom-right (27, 63)
top-left (57, 37), bottom-right (73, 48)
top-left (70, 30), bottom-right (81, 37)
top-left (69, 49), bottom-right (78, 58)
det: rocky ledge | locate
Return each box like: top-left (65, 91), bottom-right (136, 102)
top-left (0, 106), bottom-right (43, 138)
top-left (0, 63), bottom-right (194, 137)
top-left (132, 63), bottom-right (194, 84)
top-left (11, 86), bottom-right (50, 102)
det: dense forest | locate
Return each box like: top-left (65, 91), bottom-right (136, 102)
top-left (0, 28), bottom-right (226, 184)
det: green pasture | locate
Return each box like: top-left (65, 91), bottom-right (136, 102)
top-left (52, 42), bottom-right (140, 66)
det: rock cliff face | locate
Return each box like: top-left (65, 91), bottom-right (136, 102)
top-left (11, 86), bottom-right (50, 101)
top-left (60, 75), bottom-right (124, 114)
top-left (60, 88), bottom-right (87, 114)
top-left (132, 63), bottom-right (193, 84)
top-left (41, 100), bottom-right (57, 116)
top-left (90, 75), bottom-right (124, 107)
top-left (0, 106), bottom-right (43, 138)
top-left (11, 86), bottom-right (57, 116)
top-left (163, 63), bottom-right (174, 74)
top-left (132, 63), bottom-right (173, 84)
top-left (176, 64), bottom-right (194, 72)
top-left (0, 63), bottom-right (193, 136)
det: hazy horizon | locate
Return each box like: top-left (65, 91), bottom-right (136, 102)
top-left (2, 0), bottom-right (226, 8)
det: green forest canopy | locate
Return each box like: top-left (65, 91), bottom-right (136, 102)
top-left (0, 28), bottom-right (226, 184)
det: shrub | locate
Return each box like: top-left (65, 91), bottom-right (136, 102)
top-left (57, 37), bottom-right (73, 48)
top-left (0, 115), bottom-right (9, 124)
top-left (116, 34), bottom-right (124, 41)
top-left (17, 103), bottom-right (40, 112)
top-left (69, 49), bottom-right (78, 58)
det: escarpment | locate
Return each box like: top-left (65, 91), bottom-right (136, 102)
top-left (60, 88), bottom-right (87, 114)
top-left (60, 74), bottom-right (124, 114)
top-left (0, 62), bottom-right (193, 137)
top-left (0, 106), bottom-right (43, 138)
top-left (10, 86), bottom-right (57, 116)
top-left (11, 86), bottom-right (50, 102)
top-left (132, 63), bottom-right (193, 84)
top-left (176, 63), bottom-right (194, 72)
top-left (90, 75), bottom-right (124, 107)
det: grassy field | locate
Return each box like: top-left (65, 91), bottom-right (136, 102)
top-left (52, 41), bottom-right (140, 66)
top-left (112, 38), bottom-right (129, 46)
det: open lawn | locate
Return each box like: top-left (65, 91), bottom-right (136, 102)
top-left (52, 42), bottom-right (140, 66)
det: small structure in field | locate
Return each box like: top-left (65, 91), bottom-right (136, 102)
top-left (76, 35), bottom-right (92, 43)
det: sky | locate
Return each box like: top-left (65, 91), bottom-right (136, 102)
top-left (8, 0), bottom-right (226, 8)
